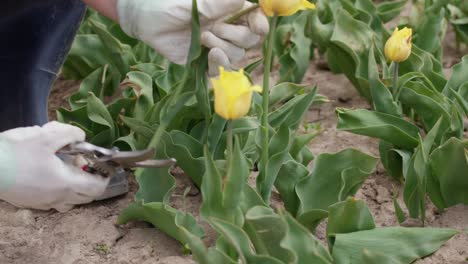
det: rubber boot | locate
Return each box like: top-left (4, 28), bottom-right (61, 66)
top-left (0, 0), bottom-right (128, 200)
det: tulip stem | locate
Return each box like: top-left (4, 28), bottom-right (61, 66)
top-left (259, 15), bottom-right (278, 202)
top-left (226, 121), bottom-right (233, 164)
top-left (148, 123), bottom-right (167, 151)
top-left (135, 121), bottom-right (165, 176)
top-left (393, 62), bottom-right (399, 98)
top-left (146, 71), bottom-right (186, 150)
top-left (224, 4), bottom-right (260, 24)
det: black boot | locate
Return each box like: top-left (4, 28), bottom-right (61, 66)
top-left (0, 0), bottom-right (86, 132)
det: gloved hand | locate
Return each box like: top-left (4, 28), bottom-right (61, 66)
top-left (0, 122), bottom-right (110, 212)
top-left (117, 0), bottom-right (269, 75)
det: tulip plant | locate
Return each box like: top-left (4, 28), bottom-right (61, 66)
top-left (449, 1), bottom-right (468, 46)
top-left (58, 0), bottom-right (465, 263)
top-left (305, 0), bottom-right (467, 224)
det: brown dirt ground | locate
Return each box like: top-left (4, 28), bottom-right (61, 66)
top-left (1, 23), bottom-right (467, 264)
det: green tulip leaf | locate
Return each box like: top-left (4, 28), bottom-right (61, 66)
top-left (279, 211), bottom-right (333, 264)
top-left (122, 71), bottom-right (154, 120)
top-left (337, 108), bottom-right (420, 149)
top-left (269, 83), bottom-right (306, 107)
top-left (258, 125), bottom-right (292, 202)
top-left (368, 45), bottom-right (400, 116)
top-left (117, 202), bottom-right (204, 245)
top-left (379, 141), bottom-right (412, 182)
top-left (57, 106), bottom-right (93, 136)
top-left (223, 138), bottom-right (250, 209)
top-left (376, 0), bottom-right (408, 23)
top-left (275, 161), bottom-right (311, 215)
top-left (176, 213), bottom-right (236, 264)
top-left (445, 55), bottom-right (468, 93)
top-left (63, 35), bottom-right (109, 79)
top-left (89, 19), bottom-right (136, 75)
top-left (399, 86), bottom-right (451, 133)
top-left (70, 66), bottom-right (120, 109)
top-left (413, 8), bottom-right (445, 55)
top-left (296, 149), bottom-right (378, 230)
top-left (268, 88), bottom-right (318, 130)
top-left (428, 138), bottom-right (468, 208)
top-left (210, 218), bottom-right (284, 264)
top-left (200, 146), bottom-right (229, 222)
top-left (403, 118), bottom-right (442, 221)
top-left (276, 13), bottom-right (313, 83)
top-left (134, 167), bottom-right (175, 204)
top-left (208, 115), bottom-right (227, 154)
top-left (87, 92), bottom-right (116, 141)
top-left (163, 130), bottom-right (205, 186)
top-left (120, 115), bottom-right (155, 141)
top-left (327, 198), bottom-right (376, 247)
top-left (332, 227), bottom-right (458, 264)
top-left (244, 206), bottom-right (293, 263)
top-left (289, 128), bottom-right (320, 166)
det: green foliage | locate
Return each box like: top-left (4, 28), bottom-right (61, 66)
top-left (332, 227), bottom-right (458, 263)
top-left (275, 13), bottom-right (314, 83)
top-left (59, 1), bottom-right (463, 263)
top-left (257, 125), bottom-right (292, 202)
top-left (306, 0), bottom-right (406, 100)
top-left (327, 198), bottom-right (376, 246)
top-left (295, 149), bottom-right (378, 230)
top-left (321, 0), bottom-right (468, 222)
top-left (327, 199), bottom-right (458, 264)
top-left (403, 119), bottom-right (442, 221)
top-left (117, 202), bottom-right (205, 245)
top-left (428, 138), bottom-right (468, 208)
top-left (337, 55), bottom-right (467, 221)
top-left (337, 109), bottom-right (420, 149)
top-left (177, 196), bottom-right (456, 264)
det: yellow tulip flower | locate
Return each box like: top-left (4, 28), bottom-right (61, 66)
top-left (259, 0), bottom-right (316, 17)
top-left (384, 27), bottom-right (413, 63)
top-left (212, 68), bottom-right (262, 120)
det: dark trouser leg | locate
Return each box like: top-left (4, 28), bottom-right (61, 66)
top-left (0, 0), bottom-right (86, 132)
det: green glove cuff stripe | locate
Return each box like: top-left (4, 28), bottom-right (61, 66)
top-left (0, 138), bottom-right (17, 193)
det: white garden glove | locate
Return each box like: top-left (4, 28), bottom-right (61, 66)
top-left (0, 122), bottom-right (110, 212)
top-left (117, 0), bottom-right (269, 75)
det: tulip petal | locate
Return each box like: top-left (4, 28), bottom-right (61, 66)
top-left (231, 91), bottom-right (254, 120)
top-left (259, 0), bottom-right (275, 16)
top-left (210, 68), bottom-right (260, 120)
top-left (260, 0), bottom-right (316, 17)
top-left (213, 79), bottom-right (231, 120)
top-left (300, 0), bottom-right (316, 10)
top-left (251, 85), bottom-right (263, 93)
top-left (384, 27), bottom-right (412, 62)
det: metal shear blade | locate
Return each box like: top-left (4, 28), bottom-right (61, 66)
top-left (60, 142), bottom-right (177, 169)
top-left (101, 148), bottom-right (177, 169)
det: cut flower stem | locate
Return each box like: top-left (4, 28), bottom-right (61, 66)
top-left (259, 15), bottom-right (278, 203)
top-left (224, 4), bottom-right (260, 24)
top-left (393, 62), bottom-right (399, 98)
top-left (226, 120), bottom-right (233, 167)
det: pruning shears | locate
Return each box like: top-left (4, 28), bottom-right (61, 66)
top-left (57, 142), bottom-right (177, 178)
